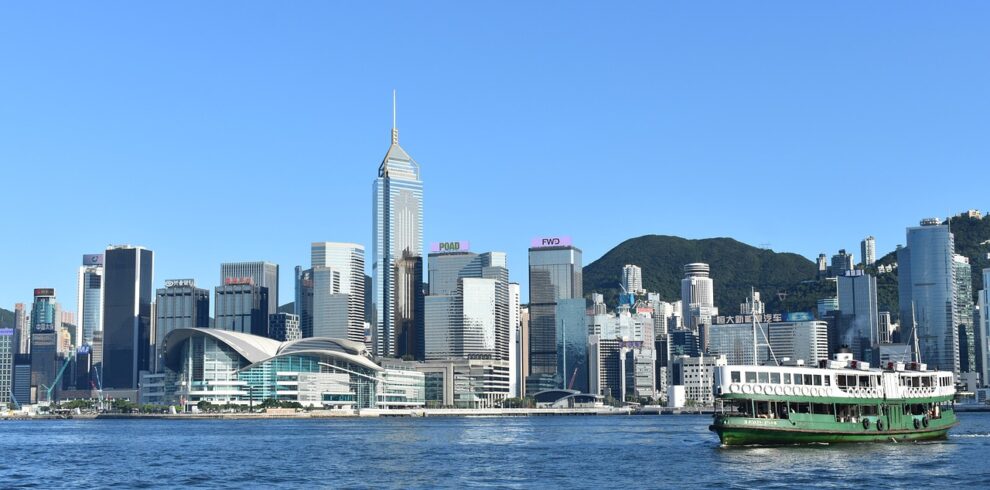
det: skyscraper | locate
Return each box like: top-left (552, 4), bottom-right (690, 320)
top-left (373, 98), bottom-right (424, 359)
top-left (154, 279), bottom-right (209, 372)
top-left (0, 327), bottom-right (13, 405)
top-left (29, 288), bottom-right (58, 402)
top-left (424, 247), bottom-right (510, 362)
top-left (836, 270), bottom-right (879, 363)
top-left (897, 219), bottom-right (959, 374)
top-left (977, 268), bottom-right (990, 388)
top-left (14, 303), bottom-right (29, 355)
top-left (311, 242), bottom-right (366, 343)
top-left (220, 261), bottom-right (279, 319)
top-left (681, 263), bottom-right (717, 332)
top-left (214, 279), bottom-right (269, 337)
top-left (622, 264), bottom-right (643, 295)
top-left (527, 236), bottom-right (582, 393)
top-left (295, 267), bottom-right (315, 338)
top-left (509, 282), bottom-right (520, 398)
top-left (77, 253), bottom-right (104, 348)
top-left (830, 250), bottom-right (855, 276)
top-left (102, 245), bottom-right (154, 391)
top-left (861, 236), bottom-right (877, 267)
top-left (953, 255), bottom-right (975, 373)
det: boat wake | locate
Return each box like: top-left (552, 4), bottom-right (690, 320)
top-left (950, 433), bottom-right (990, 439)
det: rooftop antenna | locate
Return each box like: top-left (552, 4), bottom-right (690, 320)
top-left (391, 90), bottom-right (398, 144)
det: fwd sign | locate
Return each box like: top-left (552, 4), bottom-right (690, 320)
top-left (541, 238), bottom-right (561, 246)
top-left (531, 236), bottom-right (573, 248)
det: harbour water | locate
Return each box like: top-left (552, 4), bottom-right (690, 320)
top-left (3, 413), bottom-right (990, 488)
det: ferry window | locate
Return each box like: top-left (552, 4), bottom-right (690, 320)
top-left (922, 377), bottom-right (932, 388)
top-left (731, 371), bottom-right (741, 383)
top-left (837, 376), bottom-right (846, 387)
top-left (813, 375), bottom-right (822, 386)
top-left (813, 403), bottom-right (832, 415)
top-left (784, 373), bottom-right (792, 384)
top-left (746, 372), bottom-right (757, 383)
top-left (794, 374), bottom-right (803, 385)
top-left (804, 374), bottom-right (813, 385)
top-left (770, 373), bottom-right (781, 384)
top-left (859, 375), bottom-right (869, 387)
top-left (861, 405), bottom-right (878, 416)
top-left (823, 376), bottom-right (830, 387)
top-left (758, 372), bottom-right (769, 383)
top-left (913, 377), bottom-right (920, 388)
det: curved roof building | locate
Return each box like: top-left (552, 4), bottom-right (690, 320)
top-left (162, 328), bottom-right (420, 410)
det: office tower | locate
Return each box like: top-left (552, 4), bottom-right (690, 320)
top-left (588, 335), bottom-right (622, 399)
top-left (861, 236), bottom-right (877, 267)
top-left (707, 323), bottom-right (770, 365)
top-left (527, 237), bottom-right (582, 393)
top-left (622, 264), bottom-right (644, 295)
top-left (425, 248), bottom-right (510, 362)
top-left (898, 218), bottom-right (959, 374)
top-left (681, 263), bottom-right (717, 332)
top-left (519, 305), bottom-right (529, 397)
top-left (77, 253), bottom-right (104, 348)
top-left (508, 282), bottom-right (520, 398)
top-left (154, 279), bottom-right (209, 372)
top-left (954, 255), bottom-right (976, 373)
top-left (214, 279), bottom-right (269, 337)
top-left (30, 288), bottom-right (58, 402)
top-left (836, 270), bottom-right (879, 363)
top-left (740, 292), bottom-right (765, 316)
top-left (0, 327), bottom-right (13, 405)
top-left (268, 312), bottom-right (302, 341)
top-left (831, 249), bottom-right (855, 276)
top-left (12, 355), bottom-right (30, 406)
top-left (295, 267), bottom-right (315, 338)
top-left (14, 303), bottom-right (29, 355)
top-left (978, 269), bottom-right (990, 388)
top-left (816, 253), bottom-right (828, 279)
top-left (372, 102), bottom-right (424, 359)
top-left (768, 321), bottom-right (830, 365)
top-left (102, 245), bottom-right (154, 391)
top-left (220, 261), bottom-right (279, 319)
top-left (311, 242), bottom-right (366, 343)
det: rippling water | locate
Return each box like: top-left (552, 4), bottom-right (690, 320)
top-left (2, 413), bottom-right (990, 488)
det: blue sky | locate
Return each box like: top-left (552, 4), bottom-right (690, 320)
top-left (2, 1), bottom-right (989, 312)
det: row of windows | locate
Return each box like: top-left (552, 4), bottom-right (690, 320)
top-left (730, 370), bottom-right (831, 387)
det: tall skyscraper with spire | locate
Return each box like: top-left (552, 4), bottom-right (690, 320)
top-left (373, 92), bottom-right (424, 359)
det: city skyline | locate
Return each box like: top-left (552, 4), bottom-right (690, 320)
top-left (3, 2), bottom-right (990, 313)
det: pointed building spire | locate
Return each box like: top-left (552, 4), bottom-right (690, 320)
top-left (391, 89), bottom-right (398, 145)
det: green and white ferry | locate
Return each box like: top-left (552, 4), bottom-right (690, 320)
top-left (709, 351), bottom-right (957, 445)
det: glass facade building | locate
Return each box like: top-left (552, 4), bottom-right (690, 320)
top-left (311, 243), bottom-right (366, 343)
top-left (373, 123), bottom-right (424, 359)
top-left (30, 289), bottom-right (59, 402)
top-left (953, 255), bottom-right (976, 374)
top-left (527, 244), bottom-right (582, 392)
top-left (102, 246), bottom-right (154, 390)
top-left (0, 328), bottom-right (13, 405)
top-left (163, 329), bottom-right (422, 409)
top-left (77, 254), bottom-right (104, 348)
top-left (836, 270), bottom-right (879, 363)
top-left (897, 220), bottom-right (959, 374)
top-left (295, 267), bottom-right (315, 338)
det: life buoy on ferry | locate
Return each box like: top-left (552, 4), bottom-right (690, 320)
top-left (862, 418), bottom-right (871, 430)
top-left (802, 387), bottom-right (811, 396)
top-left (784, 386), bottom-right (793, 396)
top-left (742, 385), bottom-right (753, 394)
top-left (913, 418), bottom-right (921, 429)
top-left (922, 416), bottom-right (929, 428)
top-left (877, 419), bottom-right (885, 431)
top-left (754, 385), bottom-right (764, 394)
top-left (774, 386), bottom-right (783, 396)
top-left (730, 384), bottom-right (740, 393)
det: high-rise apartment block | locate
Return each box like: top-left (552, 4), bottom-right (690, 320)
top-left (622, 264), bottom-right (644, 295)
top-left (681, 263), bottom-right (717, 331)
top-left (861, 236), bottom-right (876, 267)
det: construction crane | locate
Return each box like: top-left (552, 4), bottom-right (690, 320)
top-left (40, 355), bottom-right (75, 405)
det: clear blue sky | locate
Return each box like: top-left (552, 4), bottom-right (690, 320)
top-left (2, 1), bottom-right (989, 312)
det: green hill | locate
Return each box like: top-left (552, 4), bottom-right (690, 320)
top-left (583, 235), bottom-right (821, 315)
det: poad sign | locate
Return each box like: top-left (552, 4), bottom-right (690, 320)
top-left (430, 241), bottom-right (470, 253)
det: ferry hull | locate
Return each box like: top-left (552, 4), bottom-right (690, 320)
top-left (710, 422), bottom-right (954, 446)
